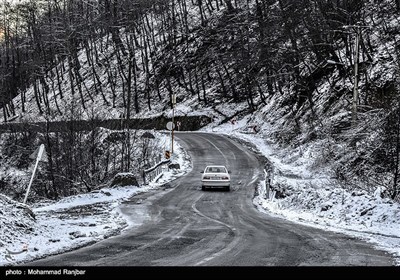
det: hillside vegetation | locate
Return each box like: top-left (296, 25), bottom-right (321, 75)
top-left (1, 0), bottom-right (400, 201)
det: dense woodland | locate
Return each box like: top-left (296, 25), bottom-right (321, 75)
top-left (1, 0), bottom-right (400, 201)
top-left (1, 0), bottom-right (379, 119)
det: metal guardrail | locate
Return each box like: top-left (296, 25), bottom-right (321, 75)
top-left (142, 159), bottom-right (170, 185)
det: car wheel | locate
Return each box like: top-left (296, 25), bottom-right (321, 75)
top-left (202, 185), bottom-right (206, 191)
top-left (226, 186), bottom-right (230, 192)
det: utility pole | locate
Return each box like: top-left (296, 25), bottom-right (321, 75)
top-left (343, 25), bottom-right (370, 126)
top-left (171, 94), bottom-right (176, 154)
top-left (352, 26), bottom-right (360, 125)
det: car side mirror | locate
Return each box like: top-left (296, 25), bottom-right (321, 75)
top-left (228, 171), bottom-right (231, 174)
top-left (200, 171), bottom-right (204, 173)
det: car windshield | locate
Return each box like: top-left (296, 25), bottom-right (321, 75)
top-left (206, 167), bottom-right (226, 173)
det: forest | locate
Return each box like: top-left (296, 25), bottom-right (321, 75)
top-left (1, 0), bottom-right (400, 201)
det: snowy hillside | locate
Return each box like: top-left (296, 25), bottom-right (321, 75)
top-left (0, 0), bottom-right (206, 123)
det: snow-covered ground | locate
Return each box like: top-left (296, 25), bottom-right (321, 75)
top-left (0, 138), bottom-right (192, 266)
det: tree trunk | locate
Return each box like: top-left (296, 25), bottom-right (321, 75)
top-left (45, 121), bottom-right (57, 199)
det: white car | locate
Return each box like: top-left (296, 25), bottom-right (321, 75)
top-left (201, 165), bottom-right (231, 191)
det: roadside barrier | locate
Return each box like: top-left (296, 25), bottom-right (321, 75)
top-left (142, 159), bottom-right (171, 185)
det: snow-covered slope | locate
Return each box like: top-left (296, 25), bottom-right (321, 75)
top-left (0, 136), bottom-right (192, 265)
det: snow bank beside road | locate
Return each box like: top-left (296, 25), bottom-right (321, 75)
top-left (254, 180), bottom-right (400, 263)
top-left (0, 138), bottom-right (191, 266)
top-left (0, 186), bottom-right (145, 266)
top-left (207, 118), bottom-right (400, 265)
top-left (0, 195), bottom-right (36, 260)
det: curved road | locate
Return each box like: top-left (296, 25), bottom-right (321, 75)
top-left (28, 132), bottom-right (394, 266)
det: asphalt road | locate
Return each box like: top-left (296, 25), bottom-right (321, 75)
top-left (27, 132), bottom-right (394, 266)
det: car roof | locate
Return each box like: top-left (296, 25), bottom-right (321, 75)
top-left (205, 165), bottom-right (226, 168)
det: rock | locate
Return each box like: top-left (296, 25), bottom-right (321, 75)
top-left (110, 173), bottom-right (139, 187)
top-left (168, 163), bottom-right (180, 170)
top-left (16, 203), bottom-right (36, 220)
top-left (69, 231), bottom-right (86, 239)
top-left (162, 183), bottom-right (172, 189)
top-left (101, 191), bottom-right (112, 196)
top-left (141, 132), bottom-right (155, 139)
top-left (320, 203), bottom-right (332, 211)
top-left (360, 206), bottom-right (376, 216)
top-left (270, 184), bottom-right (287, 199)
top-left (351, 191), bottom-right (365, 196)
top-left (49, 239), bottom-right (60, 243)
top-left (15, 222), bottom-right (27, 228)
